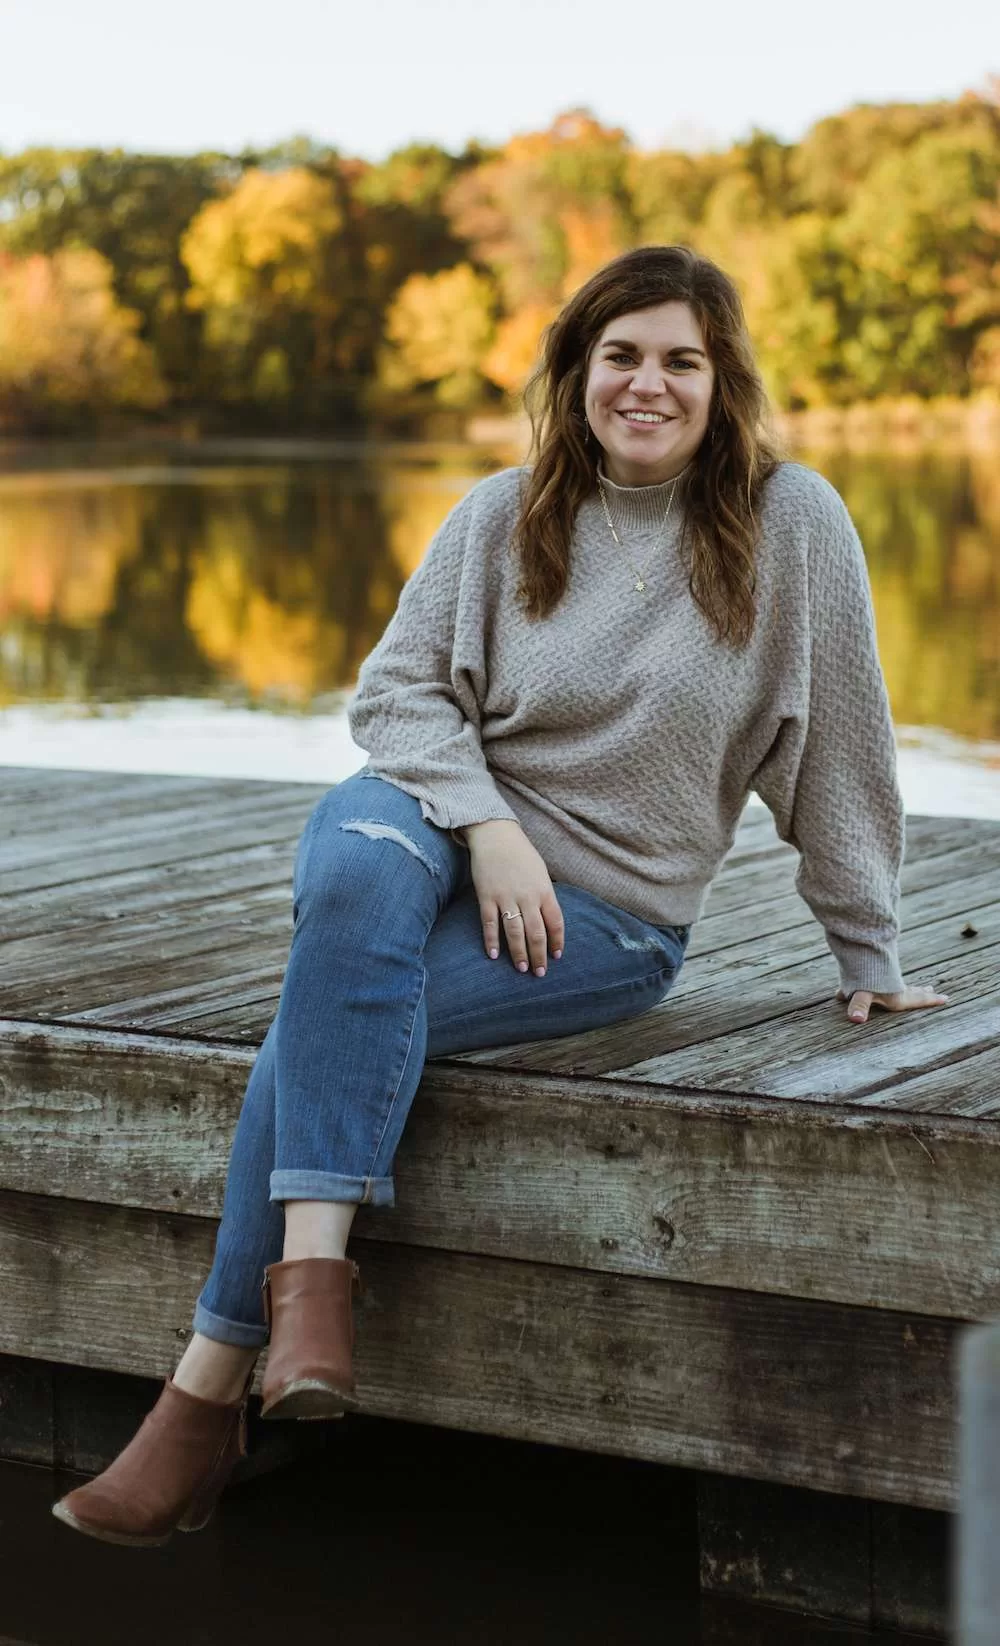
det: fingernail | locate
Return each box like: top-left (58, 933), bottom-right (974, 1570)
top-left (850, 1011), bottom-right (864, 1021)
top-left (518, 962), bottom-right (528, 973)
top-left (553, 949), bottom-right (563, 959)
top-left (535, 966), bottom-right (546, 977)
top-left (489, 948), bottom-right (498, 959)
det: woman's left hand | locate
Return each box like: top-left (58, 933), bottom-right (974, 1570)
top-left (836, 984), bottom-right (950, 1024)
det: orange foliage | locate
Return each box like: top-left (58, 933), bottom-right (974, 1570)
top-left (182, 168), bottom-right (341, 311)
top-left (0, 249), bottom-right (165, 422)
top-left (558, 203), bottom-right (627, 298)
top-left (482, 304), bottom-right (558, 395)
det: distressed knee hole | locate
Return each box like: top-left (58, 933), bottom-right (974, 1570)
top-left (339, 820), bottom-right (440, 877)
top-left (613, 930), bottom-right (664, 953)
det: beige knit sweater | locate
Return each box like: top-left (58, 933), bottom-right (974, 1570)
top-left (348, 462), bottom-right (906, 995)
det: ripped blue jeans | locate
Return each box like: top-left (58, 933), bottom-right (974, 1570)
top-left (194, 769), bottom-right (690, 1347)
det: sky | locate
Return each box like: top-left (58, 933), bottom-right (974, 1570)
top-left (2, 0), bottom-right (997, 160)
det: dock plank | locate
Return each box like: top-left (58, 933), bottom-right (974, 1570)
top-left (0, 843), bottom-right (295, 941)
top-left (0, 797), bottom-right (314, 895)
top-left (458, 921), bottom-right (995, 1095)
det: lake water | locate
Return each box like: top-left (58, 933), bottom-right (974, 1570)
top-left (0, 438), bottom-right (998, 817)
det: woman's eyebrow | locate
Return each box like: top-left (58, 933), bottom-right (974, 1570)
top-left (600, 338), bottom-right (707, 357)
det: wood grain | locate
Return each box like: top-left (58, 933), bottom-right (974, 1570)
top-left (0, 1187), bottom-right (960, 1509)
top-left (2, 1019), bottom-right (999, 1320)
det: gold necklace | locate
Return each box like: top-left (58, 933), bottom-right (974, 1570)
top-left (596, 468), bottom-right (685, 594)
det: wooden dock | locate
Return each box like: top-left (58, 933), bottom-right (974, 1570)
top-left (1, 765), bottom-right (998, 1524)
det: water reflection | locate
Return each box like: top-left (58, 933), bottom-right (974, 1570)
top-left (0, 444), bottom-right (998, 744)
top-left (815, 449), bottom-right (1000, 744)
top-left (0, 465), bottom-right (417, 705)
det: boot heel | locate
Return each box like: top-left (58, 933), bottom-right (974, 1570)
top-left (261, 1378), bottom-right (360, 1422)
top-left (52, 1375), bottom-right (252, 1547)
top-left (178, 1389), bottom-right (250, 1530)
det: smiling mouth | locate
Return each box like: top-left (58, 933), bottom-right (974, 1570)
top-left (618, 411), bottom-right (674, 425)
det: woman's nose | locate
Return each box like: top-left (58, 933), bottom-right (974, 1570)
top-left (631, 364), bottom-right (666, 395)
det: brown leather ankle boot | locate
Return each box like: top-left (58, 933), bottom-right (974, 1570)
top-left (260, 1256), bottom-right (361, 1421)
top-left (51, 1375), bottom-right (251, 1547)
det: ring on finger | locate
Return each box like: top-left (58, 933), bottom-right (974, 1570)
top-left (500, 909), bottom-right (522, 922)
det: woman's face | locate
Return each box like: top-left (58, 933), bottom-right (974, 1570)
top-left (583, 301), bottom-right (715, 486)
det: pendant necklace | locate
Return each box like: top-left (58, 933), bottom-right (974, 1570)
top-left (596, 465), bottom-right (688, 595)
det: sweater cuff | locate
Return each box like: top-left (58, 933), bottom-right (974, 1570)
top-left (415, 773), bottom-right (521, 833)
top-left (826, 932), bottom-right (906, 997)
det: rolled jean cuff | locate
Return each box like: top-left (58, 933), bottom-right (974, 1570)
top-left (269, 1169), bottom-right (396, 1208)
top-left (191, 1300), bottom-right (269, 1350)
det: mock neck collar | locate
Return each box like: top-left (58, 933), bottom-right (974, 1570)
top-left (595, 463), bottom-right (691, 533)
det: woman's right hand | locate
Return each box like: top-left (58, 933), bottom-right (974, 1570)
top-left (463, 820), bottom-right (565, 976)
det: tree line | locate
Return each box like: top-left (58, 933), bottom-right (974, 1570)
top-left (0, 90), bottom-right (998, 433)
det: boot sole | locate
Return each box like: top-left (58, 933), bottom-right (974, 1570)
top-left (52, 1496), bottom-right (218, 1544)
top-left (261, 1380), bottom-right (360, 1421)
top-left (51, 1500), bottom-right (174, 1548)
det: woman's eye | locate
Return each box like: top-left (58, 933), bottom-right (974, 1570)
top-left (608, 354), bottom-right (697, 369)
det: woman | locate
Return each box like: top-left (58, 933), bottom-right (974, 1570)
top-left (53, 244), bottom-right (947, 1546)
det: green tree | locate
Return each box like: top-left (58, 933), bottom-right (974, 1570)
top-left (791, 97), bottom-right (992, 215)
top-left (628, 148), bottom-right (724, 245)
top-left (834, 122), bottom-right (1000, 397)
top-left (746, 215), bottom-right (845, 407)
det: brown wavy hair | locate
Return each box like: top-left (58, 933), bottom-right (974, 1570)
top-left (513, 245), bottom-right (785, 647)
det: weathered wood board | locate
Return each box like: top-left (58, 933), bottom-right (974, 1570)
top-left (0, 1187), bottom-right (959, 1510)
top-left (2, 1019), bottom-right (999, 1321)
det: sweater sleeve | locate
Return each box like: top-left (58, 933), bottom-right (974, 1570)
top-left (347, 480), bottom-right (521, 833)
top-left (751, 477), bottom-right (906, 996)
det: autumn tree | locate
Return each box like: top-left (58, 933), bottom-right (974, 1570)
top-left (0, 248), bottom-right (165, 430)
top-left (181, 165), bottom-right (346, 418)
top-left (376, 262), bottom-right (497, 407)
top-left (447, 111), bottom-right (636, 395)
top-left (1, 89), bottom-right (998, 424)
top-left (352, 143), bottom-right (478, 298)
top-left (0, 149), bottom-right (228, 395)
